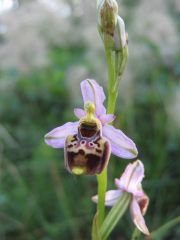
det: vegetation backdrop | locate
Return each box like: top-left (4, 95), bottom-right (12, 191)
top-left (0, 0), bottom-right (179, 239)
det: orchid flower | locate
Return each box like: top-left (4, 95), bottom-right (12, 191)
top-left (92, 160), bottom-right (150, 235)
top-left (45, 79), bottom-right (138, 175)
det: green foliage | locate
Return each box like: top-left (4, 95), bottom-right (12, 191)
top-left (0, 46), bottom-right (94, 240)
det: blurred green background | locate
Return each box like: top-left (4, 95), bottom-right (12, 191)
top-left (0, 0), bottom-right (179, 239)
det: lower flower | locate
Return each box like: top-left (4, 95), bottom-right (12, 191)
top-left (92, 160), bottom-right (150, 235)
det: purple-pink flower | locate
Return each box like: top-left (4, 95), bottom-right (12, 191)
top-left (92, 160), bottom-right (150, 235)
top-left (44, 79), bottom-right (138, 175)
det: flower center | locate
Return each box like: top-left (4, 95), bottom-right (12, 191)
top-left (79, 102), bottom-right (102, 138)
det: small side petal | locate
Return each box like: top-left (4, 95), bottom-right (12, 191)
top-left (92, 190), bottom-right (122, 207)
top-left (74, 108), bottom-right (86, 119)
top-left (44, 121), bottom-right (79, 148)
top-left (81, 79), bottom-right (106, 116)
top-left (99, 114), bottom-right (115, 125)
top-left (130, 198), bottom-right (150, 235)
top-left (136, 193), bottom-right (149, 216)
top-left (102, 125), bottom-right (138, 159)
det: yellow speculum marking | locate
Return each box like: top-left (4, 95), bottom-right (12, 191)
top-left (67, 135), bottom-right (75, 142)
top-left (72, 167), bottom-right (86, 175)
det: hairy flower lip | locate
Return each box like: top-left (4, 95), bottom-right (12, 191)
top-left (92, 160), bottom-right (150, 235)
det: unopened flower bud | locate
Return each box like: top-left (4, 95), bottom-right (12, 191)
top-left (113, 16), bottom-right (127, 51)
top-left (97, 0), bottom-right (118, 36)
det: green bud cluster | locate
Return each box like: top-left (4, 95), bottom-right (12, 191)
top-left (97, 0), bottom-right (128, 52)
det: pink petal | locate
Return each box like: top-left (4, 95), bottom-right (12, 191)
top-left (99, 114), bottom-right (115, 124)
top-left (102, 125), bottom-right (138, 159)
top-left (74, 108), bottom-right (86, 119)
top-left (44, 122), bottom-right (79, 148)
top-left (115, 160), bottom-right (144, 195)
top-left (130, 197), bottom-right (150, 235)
top-left (81, 79), bottom-right (106, 117)
top-left (127, 161), bottom-right (144, 194)
top-left (92, 190), bottom-right (123, 207)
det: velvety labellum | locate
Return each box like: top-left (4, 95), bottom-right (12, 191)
top-left (65, 122), bottom-right (110, 175)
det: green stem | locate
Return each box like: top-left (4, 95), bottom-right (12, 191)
top-left (97, 169), bottom-right (107, 226)
top-left (105, 48), bottom-right (117, 114)
top-left (96, 39), bottom-right (128, 232)
top-left (96, 42), bottom-right (117, 228)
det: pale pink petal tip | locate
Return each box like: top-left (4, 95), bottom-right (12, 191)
top-left (102, 125), bottom-right (138, 159)
top-left (134, 218), bottom-right (150, 236)
top-left (130, 198), bottom-right (150, 236)
top-left (104, 190), bottom-right (123, 206)
top-left (92, 190), bottom-right (123, 207)
top-left (44, 121), bottom-right (79, 148)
